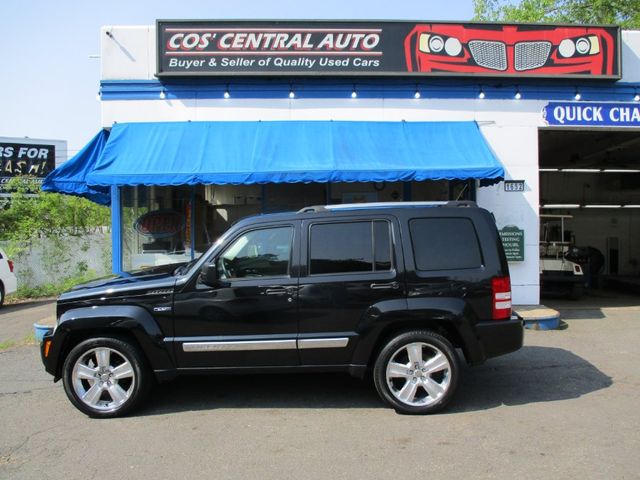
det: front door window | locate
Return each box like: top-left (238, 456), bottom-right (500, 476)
top-left (218, 226), bottom-right (293, 280)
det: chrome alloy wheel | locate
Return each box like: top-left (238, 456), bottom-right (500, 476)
top-left (71, 347), bottom-right (136, 412)
top-left (385, 342), bottom-right (452, 407)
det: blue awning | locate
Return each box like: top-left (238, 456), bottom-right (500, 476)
top-left (44, 120), bottom-right (503, 203)
top-left (41, 130), bottom-right (111, 205)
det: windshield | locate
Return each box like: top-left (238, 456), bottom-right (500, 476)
top-left (170, 232), bottom-right (230, 277)
top-left (172, 253), bottom-right (205, 276)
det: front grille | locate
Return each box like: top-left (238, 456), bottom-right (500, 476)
top-left (468, 40), bottom-right (507, 71)
top-left (515, 41), bottom-right (551, 71)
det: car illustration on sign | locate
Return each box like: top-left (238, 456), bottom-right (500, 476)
top-left (404, 24), bottom-right (618, 77)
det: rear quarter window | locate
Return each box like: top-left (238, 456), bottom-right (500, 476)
top-left (409, 217), bottom-right (483, 271)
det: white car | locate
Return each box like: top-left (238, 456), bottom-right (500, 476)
top-left (0, 247), bottom-right (17, 306)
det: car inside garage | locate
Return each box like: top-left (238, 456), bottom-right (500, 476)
top-left (539, 128), bottom-right (640, 301)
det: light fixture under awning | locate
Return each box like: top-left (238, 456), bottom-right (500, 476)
top-left (43, 120), bottom-right (504, 203)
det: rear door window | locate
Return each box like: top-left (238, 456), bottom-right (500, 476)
top-left (309, 221), bottom-right (392, 275)
top-left (409, 218), bottom-right (482, 271)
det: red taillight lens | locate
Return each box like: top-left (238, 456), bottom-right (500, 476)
top-left (492, 276), bottom-right (512, 321)
top-left (7, 260), bottom-right (14, 273)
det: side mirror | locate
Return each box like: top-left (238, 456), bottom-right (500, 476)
top-left (200, 261), bottom-right (220, 287)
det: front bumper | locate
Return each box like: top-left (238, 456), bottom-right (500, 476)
top-left (541, 272), bottom-right (585, 285)
top-left (40, 329), bottom-right (65, 381)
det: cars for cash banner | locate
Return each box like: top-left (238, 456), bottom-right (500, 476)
top-left (0, 143), bottom-right (55, 191)
top-left (156, 20), bottom-right (620, 78)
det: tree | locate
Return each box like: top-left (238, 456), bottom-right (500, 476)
top-left (473, 0), bottom-right (640, 29)
top-left (0, 177), bottom-right (110, 248)
top-left (0, 177), bottom-right (112, 297)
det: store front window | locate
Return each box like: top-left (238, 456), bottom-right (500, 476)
top-left (119, 179), bottom-right (474, 271)
top-left (121, 185), bottom-right (192, 271)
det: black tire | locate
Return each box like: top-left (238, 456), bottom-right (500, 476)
top-left (62, 336), bottom-right (152, 418)
top-left (0, 283), bottom-right (4, 307)
top-left (373, 330), bottom-right (459, 415)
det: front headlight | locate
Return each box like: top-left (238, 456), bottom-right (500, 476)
top-left (558, 39), bottom-right (576, 58)
top-left (418, 33), bottom-right (463, 57)
top-left (575, 37), bottom-right (590, 54)
top-left (558, 35), bottom-right (600, 58)
top-left (429, 35), bottom-right (445, 53)
top-left (444, 38), bottom-right (462, 56)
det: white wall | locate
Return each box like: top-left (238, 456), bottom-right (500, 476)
top-left (3, 232), bottom-right (111, 289)
top-left (96, 25), bottom-right (640, 305)
top-left (101, 26), bottom-right (156, 80)
top-left (621, 30), bottom-right (640, 83)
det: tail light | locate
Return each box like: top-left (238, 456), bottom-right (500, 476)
top-left (492, 276), bottom-right (512, 320)
top-left (8, 260), bottom-right (14, 273)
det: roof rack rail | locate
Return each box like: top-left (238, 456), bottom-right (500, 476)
top-left (297, 201), bottom-right (477, 214)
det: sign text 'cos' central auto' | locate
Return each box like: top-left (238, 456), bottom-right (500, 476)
top-left (156, 20), bottom-right (620, 78)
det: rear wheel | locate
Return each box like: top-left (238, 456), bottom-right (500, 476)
top-left (0, 283), bottom-right (4, 307)
top-left (62, 337), bottom-right (151, 418)
top-left (373, 330), bottom-right (459, 414)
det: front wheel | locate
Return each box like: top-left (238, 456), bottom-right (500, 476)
top-left (373, 330), bottom-right (459, 414)
top-left (62, 337), bottom-right (151, 418)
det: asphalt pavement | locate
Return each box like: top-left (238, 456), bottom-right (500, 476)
top-left (0, 300), bottom-right (639, 479)
top-left (0, 300), bottom-right (55, 346)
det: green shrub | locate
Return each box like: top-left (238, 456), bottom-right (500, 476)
top-left (0, 177), bottom-right (111, 298)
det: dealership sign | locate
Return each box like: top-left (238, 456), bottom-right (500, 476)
top-left (156, 20), bottom-right (620, 78)
top-left (0, 142), bottom-right (56, 191)
top-left (544, 102), bottom-right (640, 127)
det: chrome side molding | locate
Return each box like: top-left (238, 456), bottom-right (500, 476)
top-left (297, 338), bottom-right (349, 349)
top-left (182, 337), bottom-right (349, 352)
top-left (183, 339), bottom-right (296, 352)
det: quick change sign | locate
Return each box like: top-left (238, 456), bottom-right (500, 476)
top-left (156, 20), bottom-right (620, 78)
top-left (543, 102), bottom-right (640, 127)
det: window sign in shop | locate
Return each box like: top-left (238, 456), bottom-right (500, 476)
top-left (504, 180), bottom-right (525, 192)
top-left (134, 209), bottom-right (186, 238)
top-left (543, 102), bottom-right (640, 127)
top-left (499, 226), bottom-right (525, 262)
top-left (0, 142), bottom-right (55, 192)
top-left (156, 20), bottom-right (620, 78)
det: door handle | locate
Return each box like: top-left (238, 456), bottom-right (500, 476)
top-left (265, 287), bottom-right (288, 295)
top-left (370, 281), bottom-right (400, 290)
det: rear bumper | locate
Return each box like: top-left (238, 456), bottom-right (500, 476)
top-left (475, 318), bottom-right (524, 361)
top-left (2, 274), bottom-right (17, 295)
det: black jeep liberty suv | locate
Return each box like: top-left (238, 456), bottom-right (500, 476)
top-left (40, 201), bottom-right (523, 417)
